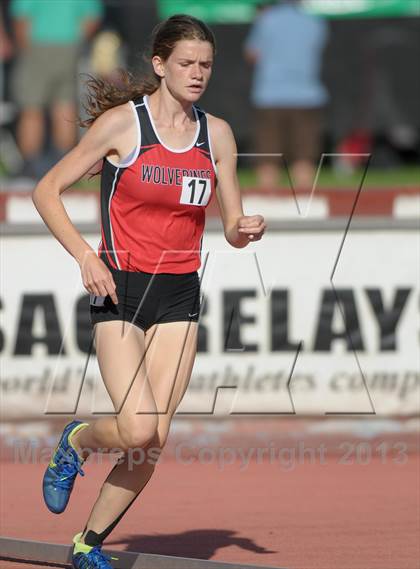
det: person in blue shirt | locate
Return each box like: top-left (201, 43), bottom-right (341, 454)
top-left (244, 0), bottom-right (329, 190)
top-left (10, 0), bottom-right (103, 180)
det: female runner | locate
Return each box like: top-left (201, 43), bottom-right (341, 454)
top-left (33, 14), bottom-right (266, 569)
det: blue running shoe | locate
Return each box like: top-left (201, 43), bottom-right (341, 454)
top-left (43, 420), bottom-right (89, 514)
top-left (72, 532), bottom-right (119, 569)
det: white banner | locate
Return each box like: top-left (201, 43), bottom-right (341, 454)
top-left (1, 229), bottom-right (419, 418)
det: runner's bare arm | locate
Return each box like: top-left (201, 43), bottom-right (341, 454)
top-left (208, 115), bottom-right (266, 247)
top-left (32, 105), bottom-right (133, 266)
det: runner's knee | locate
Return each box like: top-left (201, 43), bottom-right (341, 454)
top-left (118, 416), bottom-right (159, 451)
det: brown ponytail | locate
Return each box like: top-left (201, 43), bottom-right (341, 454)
top-left (79, 69), bottom-right (158, 128)
top-left (79, 14), bottom-right (216, 128)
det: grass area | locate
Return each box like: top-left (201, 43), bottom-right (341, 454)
top-left (71, 166), bottom-right (419, 192)
top-left (236, 165), bottom-right (420, 189)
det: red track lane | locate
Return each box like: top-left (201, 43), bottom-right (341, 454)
top-left (1, 452), bottom-right (419, 569)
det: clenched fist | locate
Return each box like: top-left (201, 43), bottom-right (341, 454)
top-left (237, 214), bottom-right (266, 241)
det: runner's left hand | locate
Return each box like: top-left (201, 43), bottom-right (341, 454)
top-left (237, 214), bottom-right (266, 241)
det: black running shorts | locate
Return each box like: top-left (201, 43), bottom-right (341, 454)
top-left (90, 267), bottom-right (201, 333)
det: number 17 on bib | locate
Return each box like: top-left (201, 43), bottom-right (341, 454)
top-left (180, 177), bottom-right (211, 206)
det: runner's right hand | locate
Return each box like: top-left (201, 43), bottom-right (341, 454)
top-left (79, 254), bottom-right (118, 304)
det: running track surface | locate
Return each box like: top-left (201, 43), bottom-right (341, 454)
top-left (1, 445), bottom-right (419, 569)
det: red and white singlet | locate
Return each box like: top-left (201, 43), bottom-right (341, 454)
top-left (98, 94), bottom-right (217, 273)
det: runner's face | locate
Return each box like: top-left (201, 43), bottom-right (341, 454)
top-left (155, 39), bottom-right (214, 102)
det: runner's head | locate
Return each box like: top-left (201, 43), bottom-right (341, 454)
top-left (80, 15), bottom-right (216, 126)
top-left (151, 14), bottom-right (216, 102)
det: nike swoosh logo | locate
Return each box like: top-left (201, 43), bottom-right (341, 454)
top-left (196, 141), bottom-right (206, 147)
top-left (188, 312), bottom-right (199, 317)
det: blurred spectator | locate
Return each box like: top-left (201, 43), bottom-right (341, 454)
top-left (10, 0), bottom-right (103, 180)
top-left (0, 10), bottom-right (14, 63)
top-left (244, 0), bottom-right (329, 190)
top-left (89, 29), bottom-right (124, 81)
top-left (103, 0), bottom-right (157, 78)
